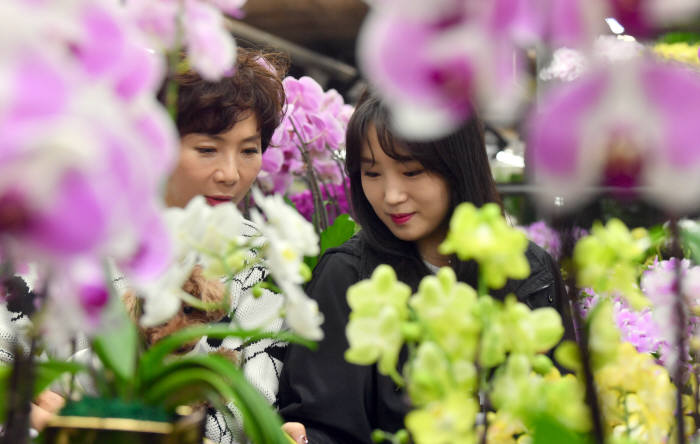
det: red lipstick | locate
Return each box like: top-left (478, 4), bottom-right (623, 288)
top-left (390, 213), bottom-right (414, 225)
top-left (205, 196), bottom-right (233, 206)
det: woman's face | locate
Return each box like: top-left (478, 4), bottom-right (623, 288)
top-left (360, 125), bottom-right (451, 256)
top-left (164, 112), bottom-right (262, 208)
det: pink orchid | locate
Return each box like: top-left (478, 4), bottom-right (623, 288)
top-left (260, 76), bottom-right (351, 196)
top-left (356, 0), bottom-right (611, 139)
top-left (527, 55), bottom-right (700, 213)
top-left (123, 0), bottom-right (238, 81)
top-left (0, 0), bottom-right (178, 330)
top-left (183, 0), bottom-right (236, 81)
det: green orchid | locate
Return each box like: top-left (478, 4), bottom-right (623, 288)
top-left (405, 393), bottom-right (479, 444)
top-left (409, 267), bottom-right (481, 363)
top-left (439, 202), bottom-right (530, 291)
top-left (345, 265), bottom-right (411, 384)
top-left (574, 218), bottom-right (650, 309)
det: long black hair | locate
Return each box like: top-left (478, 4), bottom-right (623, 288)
top-left (345, 94), bottom-right (501, 289)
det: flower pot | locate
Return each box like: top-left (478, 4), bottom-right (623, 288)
top-left (43, 408), bottom-right (205, 444)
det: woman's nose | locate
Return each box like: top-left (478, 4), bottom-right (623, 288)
top-left (214, 156), bottom-right (240, 186)
top-left (384, 177), bottom-right (407, 205)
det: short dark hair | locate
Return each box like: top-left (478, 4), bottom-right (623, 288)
top-left (345, 94), bottom-right (501, 286)
top-left (170, 48), bottom-right (288, 152)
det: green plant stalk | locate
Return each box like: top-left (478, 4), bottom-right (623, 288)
top-left (477, 271), bottom-right (488, 298)
top-left (143, 363), bottom-right (288, 444)
top-left (289, 118), bottom-right (329, 233)
top-left (138, 324), bottom-right (316, 382)
top-left (670, 216), bottom-right (687, 444)
top-left (1, 339), bottom-right (36, 444)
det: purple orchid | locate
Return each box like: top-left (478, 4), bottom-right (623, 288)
top-left (518, 220), bottom-right (588, 259)
top-left (527, 54), bottom-right (700, 213)
top-left (578, 289), bottom-right (668, 361)
top-left (639, 258), bottom-right (700, 372)
top-left (259, 76), bottom-right (351, 197)
top-left (289, 180), bottom-right (351, 225)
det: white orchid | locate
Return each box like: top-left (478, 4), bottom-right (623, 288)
top-left (280, 282), bottom-right (324, 341)
top-left (250, 188), bottom-right (319, 258)
top-left (134, 253), bottom-right (196, 327)
top-left (165, 196), bottom-right (244, 265)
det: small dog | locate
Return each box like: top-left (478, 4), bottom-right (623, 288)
top-left (122, 265), bottom-right (239, 363)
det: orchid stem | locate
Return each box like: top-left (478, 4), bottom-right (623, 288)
top-left (289, 118), bottom-right (329, 233)
top-left (670, 216), bottom-right (687, 444)
top-left (554, 217), bottom-right (605, 444)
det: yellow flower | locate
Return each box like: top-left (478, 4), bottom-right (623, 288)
top-left (439, 202), bottom-right (529, 290)
top-left (595, 342), bottom-right (676, 443)
top-left (405, 394), bottom-right (478, 444)
top-left (653, 42), bottom-right (700, 66)
top-left (345, 265), bottom-right (411, 383)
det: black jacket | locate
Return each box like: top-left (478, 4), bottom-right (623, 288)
top-left (278, 233), bottom-right (572, 444)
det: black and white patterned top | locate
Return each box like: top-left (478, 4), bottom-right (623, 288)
top-left (196, 219), bottom-right (287, 444)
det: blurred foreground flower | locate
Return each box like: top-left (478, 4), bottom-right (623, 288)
top-left (574, 219), bottom-right (649, 309)
top-left (134, 194), bottom-right (325, 340)
top-left (356, 0), bottom-right (609, 139)
top-left (124, 0), bottom-right (243, 81)
top-left (345, 265), bottom-right (411, 382)
top-left (440, 202), bottom-right (529, 290)
top-left (0, 0), bottom-right (177, 332)
top-left (528, 56), bottom-right (700, 213)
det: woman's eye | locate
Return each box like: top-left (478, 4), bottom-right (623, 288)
top-left (404, 169), bottom-right (424, 177)
top-left (242, 147), bottom-right (260, 155)
top-left (195, 147), bottom-right (216, 154)
top-left (363, 171), bottom-right (379, 178)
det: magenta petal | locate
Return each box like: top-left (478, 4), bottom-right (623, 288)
top-left (8, 54), bottom-right (69, 123)
top-left (298, 77), bottom-right (325, 111)
top-left (608, 0), bottom-right (652, 37)
top-left (527, 69), bottom-right (609, 175)
top-left (76, 5), bottom-right (126, 76)
top-left (359, 12), bottom-right (447, 104)
top-left (28, 170), bottom-right (105, 254)
top-left (80, 282), bottom-right (110, 318)
top-left (642, 61), bottom-right (700, 168)
top-left (547, 0), bottom-right (597, 48)
top-left (486, 0), bottom-right (542, 42)
top-left (115, 44), bottom-right (164, 100)
top-left (133, 112), bottom-right (178, 175)
top-left (122, 210), bottom-right (171, 281)
top-left (262, 147), bottom-right (284, 173)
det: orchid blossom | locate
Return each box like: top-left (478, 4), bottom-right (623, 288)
top-left (123, 0), bottom-right (244, 81)
top-left (0, 0), bottom-right (178, 332)
top-left (259, 76), bottom-right (352, 196)
top-left (528, 54), bottom-right (700, 213)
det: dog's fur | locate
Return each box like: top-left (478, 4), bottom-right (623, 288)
top-left (123, 265), bottom-right (239, 363)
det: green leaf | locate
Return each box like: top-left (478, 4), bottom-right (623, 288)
top-left (0, 364), bottom-right (11, 422)
top-left (138, 325), bottom-right (316, 382)
top-left (35, 360), bottom-right (86, 394)
top-left (320, 214), bottom-right (357, 256)
top-left (532, 414), bottom-right (593, 444)
top-left (657, 31), bottom-right (700, 44)
top-left (92, 305), bottom-right (139, 392)
top-left (0, 360), bottom-right (85, 423)
top-left (143, 354), bottom-right (289, 444)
